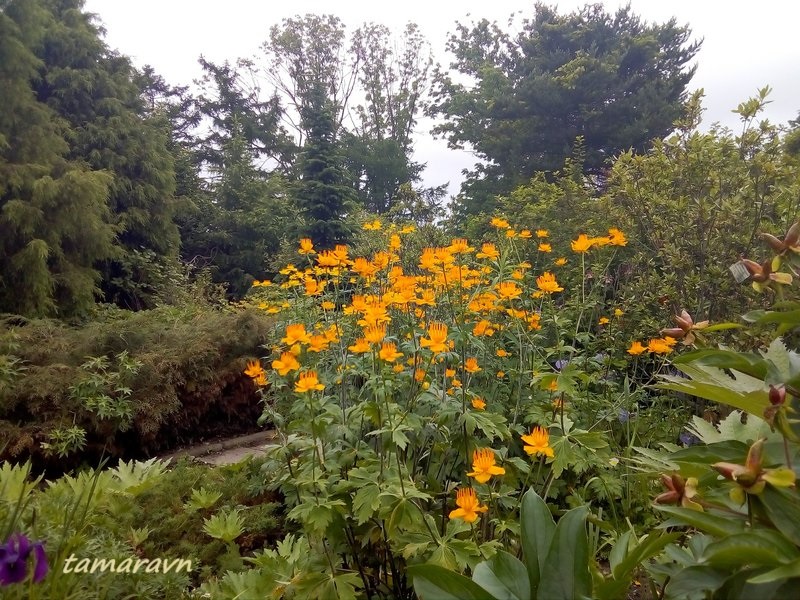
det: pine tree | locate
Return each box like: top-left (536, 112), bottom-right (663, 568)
top-left (0, 0), bottom-right (116, 317)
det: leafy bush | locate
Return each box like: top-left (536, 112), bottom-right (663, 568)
top-left (0, 304), bottom-right (276, 468)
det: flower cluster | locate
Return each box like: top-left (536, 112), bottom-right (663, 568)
top-left (0, 534), bottom-right (48, 586)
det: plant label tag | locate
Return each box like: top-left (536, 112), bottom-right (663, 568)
top-left (729, 261), bottom-right (750, 283)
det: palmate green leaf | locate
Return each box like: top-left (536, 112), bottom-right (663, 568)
top-left (656, 363), bottom-right (769, 416)
top-left (408, 565), bottom-right (496, 600)
top-left (472, 551), bottom-right (531, 600)
top-left (352, 483), bottom-right (381, 525)
top-left (520, 488), bottom-right (555, 596)
top-left (538, 505), bottom-right (591, 600)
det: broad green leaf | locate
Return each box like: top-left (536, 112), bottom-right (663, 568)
top-left (756, 486), bottom-right (800, 546)
top-left (671, 349), bottom-right (768, 379)
top-left (408, 564), bottom-right (496, 600)
top-left (663, 565), bottom-right (728, 599)
top-left (701, 530), bottom-right (800, 569)
top-left (538, 505), bottom-right (591, 600)
top-left (472, 550), bottom-right (531, 600)
top-left (655, 505), bottom-right (746, 537)
top-left (352, 483), bottom-right (381, 525)
top-left (520, 488), bottom-right (555, 595)
top-left (748, 557), bottom-right (800, 584)
top-left (611, 531), bottom-right (680, 580)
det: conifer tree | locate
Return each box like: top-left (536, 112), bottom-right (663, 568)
top-left (0, 0), bottom-right (116, 317)
top-left (296, 87), bottom-right (356, 248)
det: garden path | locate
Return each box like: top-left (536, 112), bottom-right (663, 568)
top-left (157, 430), bottom-right (277, 466)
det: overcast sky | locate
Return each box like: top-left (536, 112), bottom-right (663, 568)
top-left (84, 0), bottom-right (800, 195)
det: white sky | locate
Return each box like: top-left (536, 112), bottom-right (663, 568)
top-left (84, 0), bottom-right (800, 195)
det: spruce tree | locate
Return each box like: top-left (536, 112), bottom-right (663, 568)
top-left (296, 87), bottom-right (356, 248)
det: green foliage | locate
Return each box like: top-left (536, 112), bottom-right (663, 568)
top-left (432, 3), bottom-right (700, 213)
top-left (0, 305), bottom-right (275, 465)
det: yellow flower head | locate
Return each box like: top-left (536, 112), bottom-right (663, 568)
top-left (571, 234), bottom-right (595, 253)
top-left (449, 238), bottom-right (474, 254)
top-left (476, 243), bottom-right (500, 260)
top-left (271, 352), bottom-right (300, 376)
top-left (364, 324), bottom-right (387, 345)
top-left (449, 488), bottom-right (488, 523)
top-left (348, 338), bottom-right (371, 354)
top-left (521, 426), bottom-right (554, 458)
top-left (282, 324), bottom-right (311, 346)
top-left (496, 281), bottom-right (523, 301)
top-left (536, 272), bottom-right (564, 294)
top-left (614, 308), bottom-right (624, 317)
top-left (608, 228), bottom-right (627, 246)
top-left (244, 360), bottom-right (265, 379)
top-left (298, 238), bottom-right (315, 255)
top-left (473, 319), bottom-right (495, 337)
top-left (420, 322), bottom-right (449, 354)
top-left (471, 397), bottom-right (486, 410)
top-left (647, 337), bottom-right (676, 354)
top-left (321, 301), bottom-right (336, 311)
top-left (536, 229), bottom-right (549, 238)
top-left (414, 368), bottom-right (427, 383)
top-left (294, 370), bottom-right (325, 393)
top-left (467, 448), bottom-right (506, 484)
top-left (519, 229), bottom-right (533, 239)
top-left (464, 357), bottom-right (481, 374)
top-left (496, 348), bottom-right (510, 357)
top-left (538, 243), bottom-right (552, 253)
top-left (555, 257), bottom-right (567, 266)
top-left (363, 219), bottom-right (382, 231)
top-left (627, 341), bottom-right (647, 355)
top-left (598, 317), bottom-right (610, 325)
top-left (307, 334), bottom-right (330, 352)
top-left (379, 341), bottom-right (404, 363)
top-left (490, 216), bottom-right (510, 229)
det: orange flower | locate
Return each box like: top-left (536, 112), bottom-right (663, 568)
top-left (521, 426), bottom-right (554, 458)
top-left (495, 348), bottom-right (509, 357)
top-left (571, 234), bottom-right (595, 253)
top-left (364, 324), bottom-right (387, 345)
top-left (414, 368), bottom-right (427, 382)
top-left (389, 234), bottom-right (402, 251)
top-left (298, 238), bottom-right (315, 255)
top-left (490, 217), bottom-right (510, 229)
top-left (271, 352), bottom-right (300, 376)
top-left (449, 488), bottom-right (488, 523)
top-left (465, 357), bottom-right (481, 373)
top-left (420, 322), bottom-right (449, 353)
top-left (538, 243), bottom-right (552, 253)
top-left (471, 397), bottom-right (486, 410)
top-left (467, 448), bottom-right (506, 484)
top-left (519, 229), bottom-right (532, 239)
top-left (379, 341), bottom-right (403, 363)
top-left (294, 370), bottom-right (325, 393)
top-left (648, 337), bottom-right (676, 354)
top-left (244, 360), bottom-right (264, 379)
top-left (307, 334), bottom-right (330, 352)
top-left (320, 301), bottom-right (335, 311)
top-left (536, 229), bottom-right (549, 238)
top-left (536, 272), bottom-right (563, 294)
top-left (449, 238), bottom-right (474, 254)
top-left (598, 317), bottom-right (610, 325)
top-left (476, 243), bottom-right (500, 260)
top-left (282, 324), bottom-right (311, 346)
top-left (627, 341), bottom-right (647, 355)
top-left (348, 338), bottom-right (371, 354)
top-left (363, 219), bottom-right (382, 231)
top-left (496, 281), bottom-right (523, 301)
top-left (473, 320), bottom-right (495, 337)
top-left (608, 228), bottom-right (627, 246)
top-left (554, 257), bottom-right (567, 266)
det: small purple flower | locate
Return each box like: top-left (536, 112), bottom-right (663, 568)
top-left (679, 431), bottom-right (701, 447)
top-left (554, 359), bottom-right (569, 371)
top-left (0, 533), bottom-right (48, 586)
top-left (618, 409), bottom-right (631, 423)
